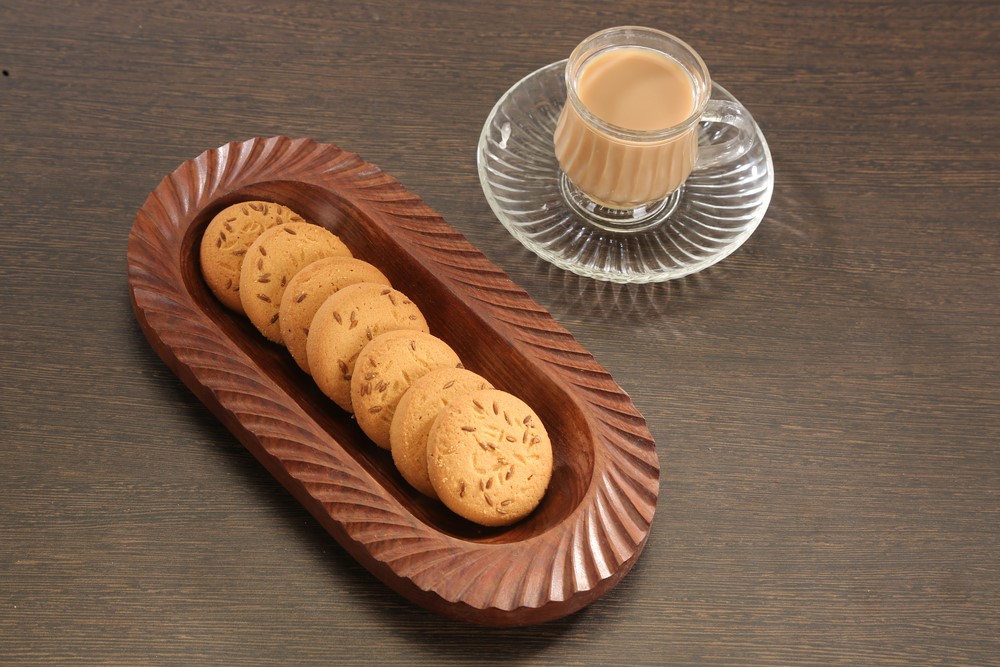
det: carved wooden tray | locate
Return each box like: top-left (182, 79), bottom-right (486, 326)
top-left (127, 136), bottom-right (660, 626)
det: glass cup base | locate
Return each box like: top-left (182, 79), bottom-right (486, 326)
top-left (558, 172), bottom-right (683, 234)
top-left (477, 60), bottom-right (774, 284)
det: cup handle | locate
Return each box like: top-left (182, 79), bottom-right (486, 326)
top-left (694, 99), bottom-right (757, 171)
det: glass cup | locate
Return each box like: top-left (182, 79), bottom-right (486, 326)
top-left (553, 26), bottom-right (756, 228)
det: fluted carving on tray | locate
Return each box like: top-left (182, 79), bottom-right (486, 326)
top-left (128, 137), bottom-right (659, 626)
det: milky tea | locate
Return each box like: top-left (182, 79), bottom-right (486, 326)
top-left (554, 30), bottom-right (705, 209)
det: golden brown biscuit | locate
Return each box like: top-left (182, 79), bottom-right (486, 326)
top-left (427, 389), bottom-right (552, 526)
top-left (239, 222), bottom-right (352, 342)
top-left (307, 283), bottom-right (428, 413)
top-left (278, 257), bottom-right (391, 374)
top-left (351, 331), bottom-right (462, 450)
top-left (389, 368), bottom-right (493, 498)
top-left (199, 201), bottom-right (305, 313)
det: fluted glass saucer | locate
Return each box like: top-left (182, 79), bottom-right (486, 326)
top-left (477, 59), bottom-right (773, 284)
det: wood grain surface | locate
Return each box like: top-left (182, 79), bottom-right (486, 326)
top-left (1, 0), bottom-right (997, 665)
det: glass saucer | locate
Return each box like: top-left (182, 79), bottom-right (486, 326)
top-left (477, 60), bottom-right (774, 284)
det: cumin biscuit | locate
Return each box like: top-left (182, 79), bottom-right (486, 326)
top-left (279, 257), bottom-right (391, 374)
top-left (351, 331), bottom-right (462, 450)
top-left (389, 368), bottom-right (493, 498)
top-left (199, 201), bottom-right (305, 313)
top-left (239, 222), bottom-right (352, 342)
top-left (427, 389), bottom-right (552, 527)
top-left (307, 283), bottom-right (428, 413)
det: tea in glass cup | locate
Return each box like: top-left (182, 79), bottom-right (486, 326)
top-left (554, 26), bottom-right (755, 220)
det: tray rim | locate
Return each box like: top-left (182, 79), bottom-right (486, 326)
top-left (126, 136), bottom-right (660, 626)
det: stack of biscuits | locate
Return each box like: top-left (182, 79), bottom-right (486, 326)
top-left (199, 201), bottom-right (553, 527)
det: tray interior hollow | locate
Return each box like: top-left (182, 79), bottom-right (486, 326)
top-left (178, 180), bottom-right (597, 544)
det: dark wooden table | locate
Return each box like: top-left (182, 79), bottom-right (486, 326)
top-left (2, 1), bottom-right (997, 664)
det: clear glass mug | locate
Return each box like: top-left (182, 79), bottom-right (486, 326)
top-left (554, 26), bottom-right (756, 218)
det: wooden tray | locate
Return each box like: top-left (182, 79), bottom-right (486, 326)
top-left (127, 136), bottom-right (660, 626)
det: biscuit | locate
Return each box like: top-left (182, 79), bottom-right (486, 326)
top-left (278, 257), bottom-right (391, 374)
top-left (307, 283), bottom-right (428, 413)
top-left (199, 201), bottom-right (305, 313)
top-left (239, 222), bottom-right (352, 342)
top-left (427, 389), bottom-right (552, 526)
top-left (351, 331), bottom-right (462, 450)
top-left (389, 368), bottom-right (493, 498)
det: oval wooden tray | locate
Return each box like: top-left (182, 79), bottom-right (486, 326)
top-left (126, 136), bottom-right (660, 626)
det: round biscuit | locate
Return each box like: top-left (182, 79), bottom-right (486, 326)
top-left (351, 331), bottom-right (462, 450)
top-left (199, 201), bottom-right (305, 313)
top-left (427, 389), bottom-right (552, 527)
top-left (389, 368), bottom-right (493, 498)
top-left (278, 257), bottom-right (391, 374)
top-left (307, 283), bottom-right (428, 413)
top-left (239, 222), bottom-right (352, 342)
